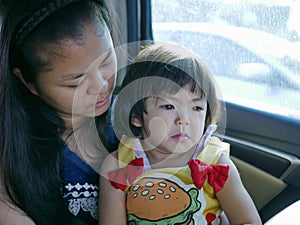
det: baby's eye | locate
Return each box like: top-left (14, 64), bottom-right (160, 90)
top-left (192, 106), bottom-right (203, 112)
top-left (161, 104), bottom-right (175, 110)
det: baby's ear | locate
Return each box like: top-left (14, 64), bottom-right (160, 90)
top-left (131, 115), bottom-right (142, 127)
top-left (13, 67), bottom-right (38, 96)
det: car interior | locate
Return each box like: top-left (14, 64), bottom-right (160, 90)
top-left (112, 1), bottom-right (300, 224)
top-left (1, 1), bottom-right (298, 224)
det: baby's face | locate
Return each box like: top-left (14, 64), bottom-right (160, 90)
top-left (138, 84), bottom-right (207, 155)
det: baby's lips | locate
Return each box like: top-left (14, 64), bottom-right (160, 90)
top-left (171, 132), bottom-right (190, 141)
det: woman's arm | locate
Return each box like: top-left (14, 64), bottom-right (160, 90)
top-left (98, 151), bottom-right (127, 225)
top-left (216, 154), bottom-right (262, 225)
top-left (0, 180), bottom-right (35, 225)
top-left (0, 201), bottom-right (35, 225)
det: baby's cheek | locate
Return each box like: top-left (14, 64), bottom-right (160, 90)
top-left (144, 117), bottom-right (167, 149)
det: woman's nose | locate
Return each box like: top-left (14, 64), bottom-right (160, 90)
top-left (87, 72), bottom-right (108, 95)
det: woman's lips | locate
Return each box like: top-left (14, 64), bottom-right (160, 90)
top-left (95, 95), bottom-right (110, 108)
top-left (172, 133), bottom-right (190, 141)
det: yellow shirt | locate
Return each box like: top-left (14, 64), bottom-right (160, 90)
top-left (111, 136), bottom-right (230, 225)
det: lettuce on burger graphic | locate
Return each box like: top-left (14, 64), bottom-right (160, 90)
top-left (126, 177), bottom-right (201, 225)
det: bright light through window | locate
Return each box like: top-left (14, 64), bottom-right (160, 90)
top-left (151, 0), bottom-right (300, 120)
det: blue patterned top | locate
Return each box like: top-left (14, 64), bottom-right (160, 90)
top-left (62, 146), bottom-right (99, 225)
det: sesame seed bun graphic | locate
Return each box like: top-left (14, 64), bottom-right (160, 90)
top-left (126, 177), bottom-right (201, 224)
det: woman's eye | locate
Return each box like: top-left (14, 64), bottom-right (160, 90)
top-left (67, 79), bottom-right (85, 88)
top-left (99, 56), bottom-right (113, 69)
top-left (161, 104), bottom-right (175, 110)
top-left (68, 84), bottom-right (80, 88)
top-left (193, 106), bottom-right (203, 111)
top-left (100, 61), bottom-right (111, 68)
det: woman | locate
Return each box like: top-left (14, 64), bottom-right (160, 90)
top-left (0, 0), bottom-right (119, 224)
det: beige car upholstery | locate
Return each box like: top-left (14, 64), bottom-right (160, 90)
top-left (231, 156), bottom-right (287, 210)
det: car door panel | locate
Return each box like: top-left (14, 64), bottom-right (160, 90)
top-left (225, 102), bottom-right (300, 157)
top-left (228, 138), bottom-right (292, 178)
top-left (224, 102), bottom-right (300, 223)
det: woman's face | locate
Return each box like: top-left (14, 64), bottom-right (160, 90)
top-left (30, 24), bottom-right (117, 126)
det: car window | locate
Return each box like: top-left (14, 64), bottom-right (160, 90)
top-left (154, 30), bottom-right (266, 79)
top-left (151, 1), bottom-right (300, 120)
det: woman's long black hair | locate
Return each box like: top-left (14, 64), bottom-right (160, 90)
top-left (0, 1), bottom-right (118, 224)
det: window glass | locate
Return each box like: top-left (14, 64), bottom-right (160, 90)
top-left (151, 0), bottom-right (300, 120)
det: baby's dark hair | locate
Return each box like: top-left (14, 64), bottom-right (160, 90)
top-left (113, 43), bottom-right (222, 139)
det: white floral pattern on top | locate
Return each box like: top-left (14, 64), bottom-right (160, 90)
top-left (63, 182), bottom-right (99, 220)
